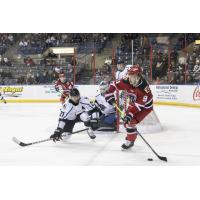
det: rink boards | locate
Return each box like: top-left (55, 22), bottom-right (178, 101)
top-left (0, 84), bottom-right (200, 108)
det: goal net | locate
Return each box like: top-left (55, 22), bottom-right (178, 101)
top-left (116, 90), bottom-right (162, 134)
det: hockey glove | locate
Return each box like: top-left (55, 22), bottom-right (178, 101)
top-left (123, 114), bottom-right (133, 124)
top-left (99, 104), bottom-right (106, 111)
top-left (105, 95), bottom-right (116, 105)
top-left (87, 106), bottom-right (100, 115)
top-left (50, 128), bottom-right (63, 142)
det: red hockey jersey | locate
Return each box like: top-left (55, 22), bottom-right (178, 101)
top-left (54, 79), bottom-right (74, 93)
top-left (105, 77), bottom-right (153, 116)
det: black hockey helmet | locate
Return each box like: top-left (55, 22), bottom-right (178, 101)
top-left (69, 88), bottom-right (80, 97)
top-left (117, 59), bottom-right (124, 64)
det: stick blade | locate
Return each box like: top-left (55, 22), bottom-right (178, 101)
top-left (12, 137), bottom-right (29, 147)
top-left (159, 156), bottom-right (168, 162)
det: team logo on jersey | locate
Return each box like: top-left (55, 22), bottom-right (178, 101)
top-left (193, 85), bottom-right (200, 101)
top-left (128, 93), bottom-right (137, 103)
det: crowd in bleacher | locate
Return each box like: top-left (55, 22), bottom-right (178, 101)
top-left (0, 34), bottom-right (16, 55)
top-left (115, 33), bottom-right (200, 85)
top-left (18, 33), bottom-right (112, 55)
top-left (0, 33), bottom-right (200, 86)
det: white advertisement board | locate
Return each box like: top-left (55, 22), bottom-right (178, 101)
top-left (150, 84), bottom-right (200, 107)
top-left (0, 84), bottom-right (200, 107)
top-left (0, 85), bottom-right (99, 102)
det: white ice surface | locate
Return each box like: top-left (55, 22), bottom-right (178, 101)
top-left (0, 103), bottom-right (200, 165)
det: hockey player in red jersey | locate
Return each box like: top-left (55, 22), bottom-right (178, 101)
top-left (105, 64), bottom-right (153, 150)
top-left (54, 73), bottom-right (74, 104)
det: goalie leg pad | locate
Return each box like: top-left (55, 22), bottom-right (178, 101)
top-left (104, 113), bottom-right (116, 125)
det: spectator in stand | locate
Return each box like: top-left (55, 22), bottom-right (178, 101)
top-left (193, 60), bottom-right (200, 74)
top-left (3, 57), bottom-right (12, 66)
top-left (40, 71), bottom-right (50, 84)
top-left (70, 56), bottom-right (77, 66)
top-left (54, 66), bottom-right (64, 74)
top-left (17, 76), bottom-right (25, 84)
top-left (177, 75), bottom-right (185, 85)
top-left (8, 34), bottom-right (14, 45)
top-left (24, 57), bottom-right (35, 67)
top-left (35, 72), bottom-right (41, 84)
top-left (26, 74), bottom-right (35, 85)
top-left (192, 61), bottom-right (200, 83)
top-left (154, 76), bottom-right (162, 84)
top-left (186, 75), bottom-right (194, 84)
top-left (153, 61), bottom-right (164, 80)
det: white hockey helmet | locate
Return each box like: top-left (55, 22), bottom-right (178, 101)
top-left (99, 81), bottom-right (109, 94)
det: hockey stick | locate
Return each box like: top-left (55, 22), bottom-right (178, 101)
top-left (12, 128), bottom-right (89, 147)
top-left (0, 96), bottom-right (7, 104)
top-left (114, 104), bottom-right (167, 162)
top-left (58, 90), bottom-right (68, 97)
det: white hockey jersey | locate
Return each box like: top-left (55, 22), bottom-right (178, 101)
top-left (95, 93), bottom-right (115, 115)
top-left (115, 64), bottom-right (132, 80)
top-left (59, 97), bottom-right (94, 120)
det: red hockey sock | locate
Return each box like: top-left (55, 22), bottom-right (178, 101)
top-left (127, 133), bottom-right (137, 142)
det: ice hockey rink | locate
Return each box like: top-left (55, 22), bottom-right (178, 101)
top-left (0, 103), bottom-right (200, 166)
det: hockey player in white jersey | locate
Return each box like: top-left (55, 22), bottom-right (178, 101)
top-left (91, 81), bottom-right (117, 132)
top-left (50, 88), bottom-right (97, 142)
top-left (115, 60), bottom-right (132, 110)
top-left (115, 60), bottom-right (132, 80)
top-left (0, 92), bottom-right (6, 104)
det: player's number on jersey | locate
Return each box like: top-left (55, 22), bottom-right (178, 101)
top-left (60, 111), bottom-right (65, 118)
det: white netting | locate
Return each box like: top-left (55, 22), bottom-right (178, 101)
top-left (136, 110), bottom-right (162, 134)
top-left (118, 91), bottom-right (162, 134)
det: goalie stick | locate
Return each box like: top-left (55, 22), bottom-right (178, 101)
top-left (114, 103), bottom-right (167, 162)
top-left (12, 128), bottom-right (89, 147)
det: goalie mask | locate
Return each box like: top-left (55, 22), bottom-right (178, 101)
top-left (99, 81), bottom-right (109, 95)
top-left (127, 65), bottom-right (142, 87)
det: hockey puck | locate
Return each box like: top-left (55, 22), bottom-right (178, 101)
top-left (147, 158), bottom-right (153, 161)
